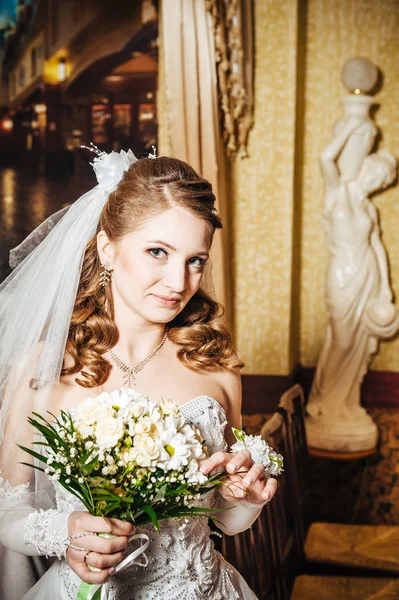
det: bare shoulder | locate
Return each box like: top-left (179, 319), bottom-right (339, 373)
top-left (214, 367), bottom-right (242, 413)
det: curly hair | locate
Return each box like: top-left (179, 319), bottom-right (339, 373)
top-left (62, 157), bottom-right (243, 387)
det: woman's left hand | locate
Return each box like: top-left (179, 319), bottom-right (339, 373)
top-left (199, 449), bottom-right (278, 505)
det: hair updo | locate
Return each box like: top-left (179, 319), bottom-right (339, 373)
top-left (62, 156), bottom-right (243, 387)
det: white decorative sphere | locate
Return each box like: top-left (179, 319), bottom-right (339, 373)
top-left (367, 299), bottom-right (397, 327)
top-left (341, 57), bottom-right (378, 93)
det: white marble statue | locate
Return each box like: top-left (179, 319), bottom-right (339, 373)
top-left (306, 93), bottom-right (398, 452)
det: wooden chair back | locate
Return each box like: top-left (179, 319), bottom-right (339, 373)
top-left (221, 384), bottom-right (309, 600)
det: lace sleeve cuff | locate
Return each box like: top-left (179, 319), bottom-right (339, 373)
top-left (24, 509), bottom-right (69, 559)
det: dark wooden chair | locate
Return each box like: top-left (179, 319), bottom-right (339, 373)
top-left (221, 386), bottom-right (307, 599)
top-left (287, 385), bottom-right (399, 599)
top-left (265, 385), bottom-right (309, 558)
top-left (221, 499), bottom-right (279, 600)
top-left (291, 574), bottom-right (399, 599)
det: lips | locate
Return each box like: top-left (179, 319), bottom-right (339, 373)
top-left (151, 294), bottom-right (182, 307)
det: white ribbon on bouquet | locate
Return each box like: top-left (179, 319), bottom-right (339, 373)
top-left (86, 533), bottom-right (150, 600)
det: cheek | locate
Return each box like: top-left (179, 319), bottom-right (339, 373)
top-left (114, 252), bottom-right (163, 290)
top-left (186, 271), bottom-right (204, 296)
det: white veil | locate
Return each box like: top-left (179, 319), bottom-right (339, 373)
top-left (0, 149), bottom-right (138, 487)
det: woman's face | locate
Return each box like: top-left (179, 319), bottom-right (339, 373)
top-left (99, 207), bottom-right (212, 325)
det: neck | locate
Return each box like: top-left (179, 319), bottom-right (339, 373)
top-left (112, 317), bottom-right (167, 364)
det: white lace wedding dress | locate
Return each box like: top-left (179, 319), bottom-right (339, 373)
top-left (1, 396), bottom-right (260, 600)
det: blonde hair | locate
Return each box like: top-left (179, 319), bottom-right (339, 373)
top-left (62, 157), bottom-right (243, 387)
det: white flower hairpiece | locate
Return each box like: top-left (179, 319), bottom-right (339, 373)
top-left (81, 143), bottom-right (138, 193)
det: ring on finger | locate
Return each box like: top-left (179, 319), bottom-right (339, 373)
top-left (83, 551), bottom-right (91, 566)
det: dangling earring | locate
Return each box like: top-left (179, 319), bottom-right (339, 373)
top-left (100, 263), bottom-right (112, 288)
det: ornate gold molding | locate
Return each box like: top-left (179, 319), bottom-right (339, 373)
top-left (206, 0), bottom-right (254, 158)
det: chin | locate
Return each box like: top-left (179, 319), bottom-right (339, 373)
top-left (143, 305), bottom-right (182, 325)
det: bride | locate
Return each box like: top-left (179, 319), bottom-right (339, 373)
top-left (0, 150), bottom-right (277, 599)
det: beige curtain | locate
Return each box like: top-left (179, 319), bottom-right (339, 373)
top-left (160, 0), bottom-right (230, 323)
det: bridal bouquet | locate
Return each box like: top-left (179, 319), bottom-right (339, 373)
top-left (19, 389), bottom-right (284, 599)
top-left (19, 389), bottom-right (227, 600)
top-left (19, 389), bottom-right (225, 529)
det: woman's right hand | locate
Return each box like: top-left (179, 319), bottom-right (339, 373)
top-left (66, 511), bottom-right (134, 584)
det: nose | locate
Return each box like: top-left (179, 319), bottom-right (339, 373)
top-left (163, 261), bottom-right (187, 293)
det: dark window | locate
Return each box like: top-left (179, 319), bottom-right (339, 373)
top-left (18, 65), bottom-right (25, 88)
top-left (51, 0), bottom-right (59, 45)
top-left (31, 47), bottom-right (37, 78)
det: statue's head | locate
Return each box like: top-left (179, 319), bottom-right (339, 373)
top-left (358, 150), bottom-right (397, 194)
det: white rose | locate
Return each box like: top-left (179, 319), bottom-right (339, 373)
top-left (133, 417), bottom-right (160, 437)
top-left (130, 399), bottom-right (151, 419)
top-left (95, 416), bottom-right (125, 449)
top-left (120, 447), bottom-right (137, 465)
top-left (159, 399), bottom-right (179, 416)
top-left (148, 401), bottom-right (163, 423)
top-left (163, 413), bottom-right (185, 433)
top-left (75, 398), bottom-right (114, 433)
top-left (134, 435), bottom-right (161, 467)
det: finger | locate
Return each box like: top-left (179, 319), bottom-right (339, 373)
top-left (85, 551), bottom-right (124, 570)
top-left (241, 463), bottom-right (265, 489)
top-left (74, 514), bottom-right (134, 536)
top-left (68, 534), bottom-right (129, 555)
top-left (199, 451), bottom-right (231, 474)
top-left (219, 475), bottom-right (247, 501)
top-left (101, 517), bottom-right (135, 536)
top-left (225, 449), bottom-right (252, 474)
top-left (261, 477), bottom-right (278, 501)
top-left (200, 450), bottom-right (252, 475)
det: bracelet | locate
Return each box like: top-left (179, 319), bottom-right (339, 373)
top-left (67, 531), bottom-right (98, 541)
top-left (67, 542), bottom-right (91, 552)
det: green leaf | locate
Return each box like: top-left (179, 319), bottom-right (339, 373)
top-left (141, 505), bottom-right (160, 532)
top-left (17, 445), bottom-right (49, 465)
top-left (19, 462), bottom-right (45, 473)
top-left (80, 455), bottom-right (99, 475)
top-left (232, 427), bottom-right (246, 443)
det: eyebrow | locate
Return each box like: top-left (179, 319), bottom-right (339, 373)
top-left (147, 240), bottom-right (209, 257)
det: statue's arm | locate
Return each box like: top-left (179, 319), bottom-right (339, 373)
top-left (368, 203), bottom-right (392, 300)
top-left (320, 120), bottom-right (361, 189)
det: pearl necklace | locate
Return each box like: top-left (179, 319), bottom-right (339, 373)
top-left (108, 330), bottom-right (168, 388)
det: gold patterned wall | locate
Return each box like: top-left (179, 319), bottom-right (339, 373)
top-left (159, 0), bottom-right (399, 374)
top-left (228, 0), bottom-right (299, 375)
top-left (300, 0), bottom-right (399, 371)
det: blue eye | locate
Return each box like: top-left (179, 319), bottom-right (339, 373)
top-left (189, 257), bottom-right (206, 268)
top-left (148, 248), bottom-right (168, 259)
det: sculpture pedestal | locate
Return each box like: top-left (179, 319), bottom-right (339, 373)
top-left (305, 413), bottom-right (378, 452)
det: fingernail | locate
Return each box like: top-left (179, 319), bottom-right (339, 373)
top-left (200, 465), bottom-right (208, 474)
top-left (244, 476), bottom-right (253, 485)
top-left (228, 463), bottom-right (237, 473)
top-left (263, 491), bottom-right (271, 501)
top-left (238, 487), bottom-right (246, 497)
top-left (109, 567), bottom-right (116, 576)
